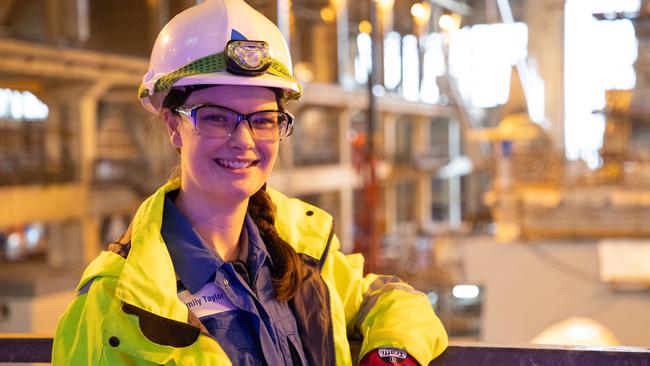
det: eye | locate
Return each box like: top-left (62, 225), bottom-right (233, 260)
top-left (197, 107), bottom-right (233, 125)
top-left (250, 112), bottom-right (279, 129)
top-left (202, 113), bottom-right (229, 123)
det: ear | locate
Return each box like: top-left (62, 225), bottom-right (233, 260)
top-left (161, 109), bottom-right (183, 148)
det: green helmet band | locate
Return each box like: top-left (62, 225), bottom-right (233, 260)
top-left (138, 40), bottom-right (301, 102)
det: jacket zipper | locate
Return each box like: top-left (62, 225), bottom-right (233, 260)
top-left (320, 220), bottom-right (337, 366)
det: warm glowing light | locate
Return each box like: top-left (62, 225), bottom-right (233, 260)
top-left (320, 6), bottom-right (335, 23)
top-left (374, 0), bottom-right (395, 11)
top-left (452, 285), bottom-right (480, 299)
top-left (532, 317), bottom-right (620, 346)
top-left (439, 14), bottom-right (461, 31)
top-left (411, 2), bottom-right (431, 25)
top-left (294, 62), bottom-right (315, 82)
top-left (359, 20), bottom-right (372, 34)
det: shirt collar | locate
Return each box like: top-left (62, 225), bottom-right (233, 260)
top-left (161, 191), bottom-right (273, 293)
top-left (161, 191), bottom-right (222, 294)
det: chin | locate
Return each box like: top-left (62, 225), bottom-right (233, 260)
top-left (214, 181), bottom-right (263, 201)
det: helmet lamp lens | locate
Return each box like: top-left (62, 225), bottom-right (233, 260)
top-left (226, 40), bottom-right (272, 75)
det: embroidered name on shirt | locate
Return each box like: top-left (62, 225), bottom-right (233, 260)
top-left (178, 282), bottom-right (237, 318)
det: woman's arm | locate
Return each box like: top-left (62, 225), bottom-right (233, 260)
top-left (325, 237), bottom-right (448, 366)
top-left (53, 276), bottom-right (127, 365)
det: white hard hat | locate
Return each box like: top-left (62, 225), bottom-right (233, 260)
top-left (139, 0), bottom-right (302, 114)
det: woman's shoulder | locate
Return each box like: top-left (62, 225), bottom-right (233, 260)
top-left (266, 187), bottom-right (329, 216)
top-left (71, 249), bottom-right (126, 299)
top-left (266, 187), bottom-right (334, 226)
top-left (266, 186), bottom-right (339, 259)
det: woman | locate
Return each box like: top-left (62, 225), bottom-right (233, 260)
top-left (52, 0), bottom-right (448, 365)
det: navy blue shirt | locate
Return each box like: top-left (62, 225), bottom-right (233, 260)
top-left (161, 192), bottom-right (307, 366)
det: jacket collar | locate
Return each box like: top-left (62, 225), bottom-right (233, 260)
top-left (109, 179), bottom-right (336, 321)
top-left (114, 178), bottom-right (187, 321)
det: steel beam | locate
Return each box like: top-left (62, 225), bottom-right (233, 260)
top-left (0, 38), bottom-right (146, 83)
top-left (0, 184), bottom-right (85, 227)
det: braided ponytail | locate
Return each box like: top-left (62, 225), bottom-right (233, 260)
top-left (248, 188), bottom-right (302, 301)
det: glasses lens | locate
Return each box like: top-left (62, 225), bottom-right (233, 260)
top-left (249, 111), bottom-right (289, 140)
top-left (194, 106), bottom-right (238, 137)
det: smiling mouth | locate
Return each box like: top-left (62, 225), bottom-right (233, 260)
top-left (214, 159), bottom-right (257, 169)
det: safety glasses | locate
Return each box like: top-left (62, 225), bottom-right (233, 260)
top-left (175, 104), bottom-right (294, 140)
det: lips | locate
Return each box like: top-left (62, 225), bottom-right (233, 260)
top-left (214, 158), bottom-right (257, 169)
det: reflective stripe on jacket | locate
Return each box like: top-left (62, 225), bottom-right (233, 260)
top-left (52, 179), bottom-right (448, 365)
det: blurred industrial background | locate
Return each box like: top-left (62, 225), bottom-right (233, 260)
top-left (1, 0), bottom-right (650, 355)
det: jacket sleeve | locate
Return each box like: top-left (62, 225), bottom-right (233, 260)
top-left (325, 235), bottom-right (448, 366)
top-left (52, 276), bottom-right (137, 365)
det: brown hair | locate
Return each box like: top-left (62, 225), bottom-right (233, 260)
top-left (248, 188), bottom-right (302, 301)
top-left (162, 86), bottom-right (301, 301)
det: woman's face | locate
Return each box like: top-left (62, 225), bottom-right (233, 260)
top-left (163, 85), bottom-right (280, 205)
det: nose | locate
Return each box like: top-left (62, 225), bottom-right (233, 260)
top-left (227, 119), bottom-right (256, 149)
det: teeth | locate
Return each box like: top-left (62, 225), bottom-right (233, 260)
top-left (216, 159), bottom-right (254, 169)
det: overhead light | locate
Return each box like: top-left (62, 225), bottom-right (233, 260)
top-left (411, 2), bottom-right (432, 26)
top-left (452, 284), bottom-right (480, 299)
top-left (359, 20), bottom-right (372, 34)
top-left (320, 6), bottom-right (335, 23)
top-left (439, 13), bottom-right (461, 32)
top-left (374, 0), bottom-right (395, 11)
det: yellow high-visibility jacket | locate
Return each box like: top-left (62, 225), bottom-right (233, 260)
top-left (52, 179), bottom-right (447, 365)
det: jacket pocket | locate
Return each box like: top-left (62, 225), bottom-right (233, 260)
top-left (101, 301), bottom-right (200, 365)
top-left (122, 302), bottom-right (200, 347)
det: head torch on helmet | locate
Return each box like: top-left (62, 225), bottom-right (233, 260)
top-left (225, 40), bottom-right (272, 76)
top-left (138, 0), bottom-right (304, 115)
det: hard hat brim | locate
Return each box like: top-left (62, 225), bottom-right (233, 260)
top-left (141, 71), bottom-right (302, 115)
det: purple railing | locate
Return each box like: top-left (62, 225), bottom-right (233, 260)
top-left (0, 336), bottom-right (53, 363)
top-left (1, 336), bottom-right (650, 365)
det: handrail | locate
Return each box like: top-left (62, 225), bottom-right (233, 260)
top-left (431, 343), bottom-right (650, 365)
top-left (0, 335), bottom-right (53, 363)
top-left (2, 336), bottom-right (650, 365)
